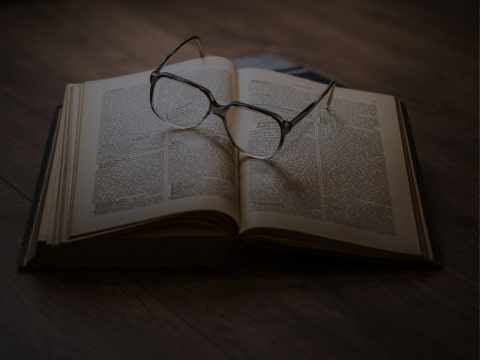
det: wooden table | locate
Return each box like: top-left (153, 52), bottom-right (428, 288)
top-left (1, 0), bottom-right (478, 359)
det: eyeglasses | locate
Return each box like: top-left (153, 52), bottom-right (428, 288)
top-left (149, 36), bottom-right (336, 159)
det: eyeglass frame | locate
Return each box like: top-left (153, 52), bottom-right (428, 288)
top-left (149, 35), bottom-right (336, 159)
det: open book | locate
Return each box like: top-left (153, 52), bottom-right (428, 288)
top-left (18, 55), bottom-right (437, 268)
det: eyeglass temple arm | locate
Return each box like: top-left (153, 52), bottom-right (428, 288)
top-left (153, 35), bottom-right (205, 73)
top-left (289, 81), bottom-right (336, 129)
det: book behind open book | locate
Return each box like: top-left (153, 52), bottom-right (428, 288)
top-left (18, 54), bottom-right (438, 268)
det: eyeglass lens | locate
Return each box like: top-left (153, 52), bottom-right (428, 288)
top-left (152, 76), bottom-right (209, 128)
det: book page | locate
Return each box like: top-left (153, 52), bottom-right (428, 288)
top-left (70, 56), bottom-right (239, 238)
top-left (237, 68), bottom-right (421, 256)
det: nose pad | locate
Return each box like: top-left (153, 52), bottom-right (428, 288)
top-left (204, 104), bottom-right (230, 138)
top-left (210, 102), bottom-right (228, 118)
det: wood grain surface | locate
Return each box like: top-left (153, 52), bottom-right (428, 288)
top-left (0, 0), bottom-right (478, 359)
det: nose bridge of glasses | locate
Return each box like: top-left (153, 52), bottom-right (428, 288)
top-left (209, 101), bottom-right (228, 119)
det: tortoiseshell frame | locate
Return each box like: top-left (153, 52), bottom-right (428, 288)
top-left (150, 35), bottom-right (336, 159)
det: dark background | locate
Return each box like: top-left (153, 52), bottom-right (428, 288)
top-left (1, 0), bottom-right (478, 359)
